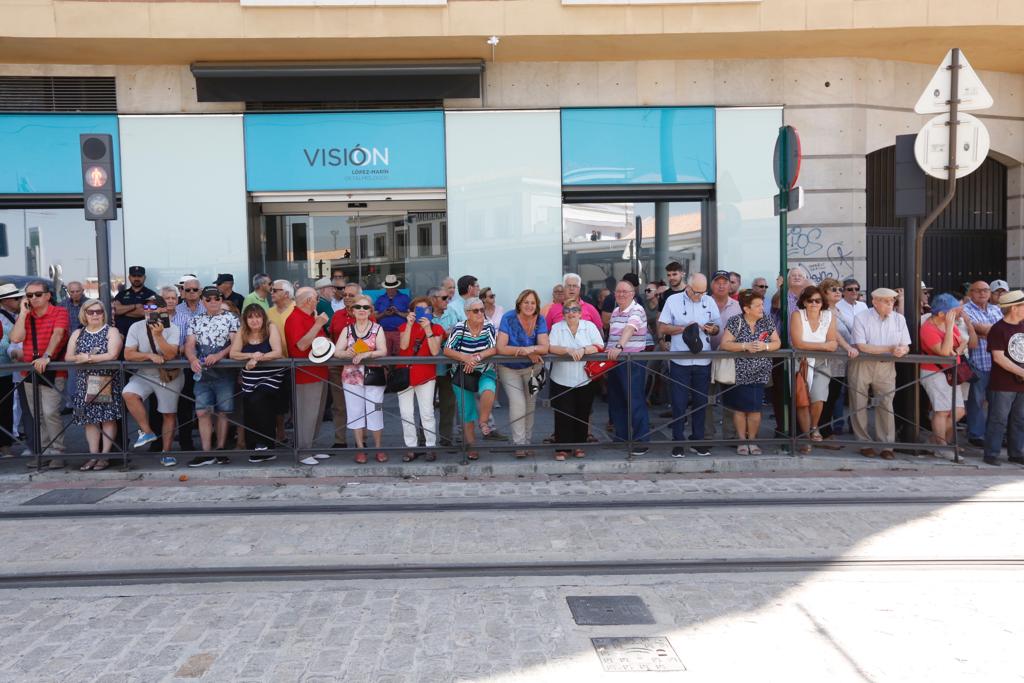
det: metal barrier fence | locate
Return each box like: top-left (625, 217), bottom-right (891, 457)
top-left (0, 348), bottom-right (961, 471)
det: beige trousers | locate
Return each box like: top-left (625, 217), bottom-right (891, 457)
top-left (848, 360), bottom-right (897, 444)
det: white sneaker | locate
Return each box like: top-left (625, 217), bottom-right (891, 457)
top-left (313, 453), bottom-right (330, 460)
top-left (299, 456), bottom-right (319, 465)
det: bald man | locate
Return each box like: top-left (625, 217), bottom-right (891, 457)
top-left (285, 287), bottom-right (331, 464)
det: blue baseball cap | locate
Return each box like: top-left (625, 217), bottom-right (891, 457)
top-left (930, 293), bottom-right (959, 315)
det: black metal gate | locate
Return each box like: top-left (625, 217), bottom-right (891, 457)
top-left (866, 146), bottom-right (1007, 294)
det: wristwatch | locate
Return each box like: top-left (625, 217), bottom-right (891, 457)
top-left (614, 343), bottom-right (624, 350)
top-left (42, 352), bottom-right (51, 360)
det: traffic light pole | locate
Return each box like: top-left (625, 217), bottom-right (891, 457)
top-left (94, 219), bottom-right (111, 313)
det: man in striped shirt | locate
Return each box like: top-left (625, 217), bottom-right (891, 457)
top-left (964, 280), bottom-right (1004, 446)
top-left (606, 279), bottom-right (650, 456)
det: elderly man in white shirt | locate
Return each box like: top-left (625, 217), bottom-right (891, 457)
top-left (849, 287), bottom-right (911, 460)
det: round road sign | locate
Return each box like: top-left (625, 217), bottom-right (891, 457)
top-left (914, 112), bottom-right (991, 180)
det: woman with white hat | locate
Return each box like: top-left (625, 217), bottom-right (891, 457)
top-left (334, 294), bottom-right (388, 463)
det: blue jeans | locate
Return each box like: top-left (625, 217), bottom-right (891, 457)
top-left (984, 390), bottom-right (1024, 461)
top-left (607, 359), bottom-right (649, 443)
top-left (966, 369), bottom-right (991, 440)
top-left (669, 363), bottom-right (711, 442)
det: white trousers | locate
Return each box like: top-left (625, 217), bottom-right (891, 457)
top-left (344, 383), bottom-right (385, 431)
top-left (398, 380), bottom-right (436, 448)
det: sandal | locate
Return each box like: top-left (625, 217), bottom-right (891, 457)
top-left (479, 422), bottom-right (491, 437)
top-left (354, 452), bottom-right (368, 464)
top-left (375, 452), bottom-right (388, 463)
top-left (573, 449), bottom-right (586, 459)
top-left (737, 445), bottom-right (750, 455)
top-left (80, 459), bottom-right (97, 471)
top-left (554, 451), bottom-right (568, 461)
top-left (92, 459), bottom-right (109, 471)
top-left (514, 450), bottom-right (528, 459)
top-left (467, 450), bottom-right (479, 460)
top-left (749, 444), bottom-right (763, 455)
top-left (425, 453), bottom-right (437, 462)
top-left (402, 452), bottom-right (418, 462)
top-left (810, 430), bottom-right (823, 442)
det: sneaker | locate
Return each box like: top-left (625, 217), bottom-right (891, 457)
top-left (249, 453), bottom-right (277, 463)
top-left (215, 456), bottom-right (231, 465)
top-left (313, 453), bottom-right (331, 460)
top-left (671, 446), bottom-right (687, 458)
top-left (254, 444), bottom-right (269, 451)
top-left (159, 456), bottom-right (177, 467)
top-left (983, 456), bottom-right (1001, 466)
top-left (629, 446), bottom-right (649, 456)
top-left (968, 437), bottom-right (985, 448)
top-left (690, 446), bottom-right (711, 457)
top-left (300, 456), bottom-right (319, 465)
top-left (187, 456), bottom-right (215, 467)
top-left (133, 431), bottom-right (159, 449)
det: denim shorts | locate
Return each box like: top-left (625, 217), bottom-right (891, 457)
top-left (193, 372), bottom-right (235, 414)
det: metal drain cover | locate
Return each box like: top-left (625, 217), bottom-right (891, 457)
top-left (567, 595), bottom-right (655, 625)
top-left (23, 488), bottom-right (121, 506)
top-left (592, 637), bottom-right (685, 672)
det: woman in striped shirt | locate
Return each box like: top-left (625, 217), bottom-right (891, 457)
top-left (229, 304), bottom-right (285, 461)
top-left (443, 297), bottom-right (497, 460)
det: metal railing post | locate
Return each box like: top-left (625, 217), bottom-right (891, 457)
top-left (625, 352), bottom-right (634, 458)
top-left (119, 363), bottom-right (129, 471)
top-left (290, 361), bottom-right (299, 464)
top-left (31, 374), bottom-right (42, 470)
top-left (788, 350), bottom-right (798, 456)
top-left (951, 361), bottom-right (961, 463)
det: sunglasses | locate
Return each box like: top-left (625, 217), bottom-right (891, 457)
top-left (753, 284), bottom-right (768, 289)
top-left (828, 287), bottom-right (841, 292)
top-left (644, 288), bottom-right (656, 293)
top-left (483, 294), bottom-right (495, 299)
top-left (806, 298), bottom-right (823, 304)
top-left (25, 291), bottom-right (47, 298)
top-left (563, 306), bottom-right (582, 313)
top-left (352, 304), bottom-right (372, 311)
top-left (436, 295), bottom-right (450, 301)
top-left (85, 308), bottom-right (104, 316)
top-left (182, 287), bottom-right (200, 293)
top-left (845, 286), bottom-right (860, 292)
top-left (467, 308), bottom-right (484, 314)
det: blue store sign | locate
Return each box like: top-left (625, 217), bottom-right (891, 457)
top-left (0, 114), bottom-right (121, 194)
top-left (561, 107), bottom-right (716, 186)
top-left (244, 111), bottom-right (446, 192)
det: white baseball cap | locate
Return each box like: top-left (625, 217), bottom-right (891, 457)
top-left (990, 279), bottom-right (1010, 293)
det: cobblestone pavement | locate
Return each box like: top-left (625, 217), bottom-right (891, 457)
top-left (0, 472), bottom-right (1021, 682)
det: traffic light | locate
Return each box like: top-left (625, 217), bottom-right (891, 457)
top-left (80, 133), bottom-right (117, 221)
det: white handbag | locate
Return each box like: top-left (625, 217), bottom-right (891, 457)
top-left (711, 357), bottom-right (736, 385)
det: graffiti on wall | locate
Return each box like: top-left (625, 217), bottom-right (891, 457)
top-left (788, 227), bottom-right (856, 283)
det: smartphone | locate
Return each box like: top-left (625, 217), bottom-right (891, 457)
top-left (414, 306), bottom-right (433, 322)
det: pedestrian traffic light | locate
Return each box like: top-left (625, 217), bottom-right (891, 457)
top-left (80, 133), bottom-right (117, 221)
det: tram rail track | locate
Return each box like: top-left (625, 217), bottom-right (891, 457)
top-left (1, 494), bottom-right (1020, 521)
top-left (0, 557), bottom-right (1020, 590)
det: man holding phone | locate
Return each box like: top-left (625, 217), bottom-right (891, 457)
top-left (123, 288), bottom-right (183, 463)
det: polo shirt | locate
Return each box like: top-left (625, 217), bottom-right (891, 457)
top-left (852, 308), bottom-right (911, 349)
top-left (241, 291), bottom-right (270, 312)
top-left (268, 303), bottom-right (296, 347)
top-left (285, 307), bottom-right (328, 384)
top-left (658, 292), bottom-right (720, 366)
top-left (20, 304), bottom-right (70, 377)
top-left (499, 311), bottom-right (549, 370)
top-left (964, 300), bottom-right (1003, 373)
top-left (608, 301), bottom-right (649, 355)
top-left (374, 291), bottom-right (410, 331)
top-left (113, 285), bottom-right (157, 337)
top-left (545, 301), bottom-right (604, 333)
top-left (448, 295), bottom-right (468, 320)
top-left (835, 299), bottom-right (868, 330)
top-left (316, 297), bottom-right (334, 333)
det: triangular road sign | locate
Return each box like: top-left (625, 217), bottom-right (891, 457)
top-left (914, 49), bottom-right (993, 114)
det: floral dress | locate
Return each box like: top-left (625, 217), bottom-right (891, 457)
top-left (73, 325), bottom-right (122, 425)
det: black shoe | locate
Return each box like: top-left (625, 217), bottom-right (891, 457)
top-left (968, 437), bottom-right (985, 447)
top-left (331, 442), bottom-right (348, 449)
top-left (215, 456), bottom-right (231, 465)
top-left (659, 410), bottom-right (673, 418)
top-left (187, 456), bottom-right (215, 468)
top-left (1008, 456), bottom-right (1024, 465)
top-left (248, 453), bottom-right (277, 463)
top-left (690, 446), bottom-right (711, 456)
top-left (60, 407), bottom-right (73, 416)
top-left (671, 446), bottom-right (686, 458)
top-left (629, 446), bottom-right (649, 456)
top-left (983, 456), bottom-right (1001, 466)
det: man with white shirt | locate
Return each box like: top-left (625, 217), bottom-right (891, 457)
top-left (658, 273), bottom-right (721, 458)
top-left (705, 270), bottom-right (741, 442)
top-left (836, 278), bottom-right (868, 328)
top-left (850, 287), bottom-right (911, 460)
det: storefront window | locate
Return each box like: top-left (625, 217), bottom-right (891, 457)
top-left (0, 208), bottom-right (126, 298)
top-left (562, 201), bottom-right (703, 300)
top-left (255, 207), bottom-right (447, 295)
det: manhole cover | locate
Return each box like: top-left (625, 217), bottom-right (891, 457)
top-left (592, 637), bottom-right (685, 672)
top-left (23, 488), bottom-right (121, 506)
top-left (567, 595), bottom-right (655, 626)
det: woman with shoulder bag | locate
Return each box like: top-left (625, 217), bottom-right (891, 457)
top-left (397, 296), bottom-right (444, 462)
top-left (790, 285), bottom-right (839, 453)
top-left (333, 295), bottom-right (388, 464)
top-left (442, 297), bottom-right (497, 460)
top-left (920, 294), bottom-right (970, 457)
top-left (65, 299), bottom-right (123, 471)
top-left (719, 289), bottom-right (781, 455)
top-left (547, 298), bottom-right (603, 460)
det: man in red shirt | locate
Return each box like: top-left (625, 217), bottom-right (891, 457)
top-left (286, 287), bottom-right (330, 465)
top-left (9, 280), bottom-right (69, 466)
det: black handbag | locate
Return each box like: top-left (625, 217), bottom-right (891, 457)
top-left (349, 323), bottom-right (387, 387)
top-left (448, 326), bottom-right (482, 392)
top-left (386, 337), bottom-right (426, 393)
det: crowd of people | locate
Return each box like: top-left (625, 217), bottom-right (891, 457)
top-left (0, 263), bottom-right (1022, 469)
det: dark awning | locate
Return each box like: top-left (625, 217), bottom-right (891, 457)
top-left (190, 60), bottom-right (483, 103)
